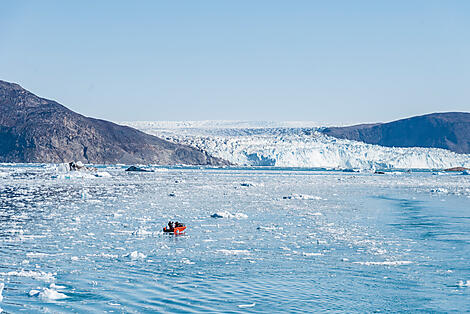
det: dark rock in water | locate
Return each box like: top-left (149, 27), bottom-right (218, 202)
top-left (168, 192), bottom-right (176, 197)
top-left (68, 161), bottom-right (96, 172)
top-left (210, 213), bottom-right (224, 218)
top-left (125, 166), bottom-right (153, 172)
top-left (321, 112), bottom-right (470, 154)
top-left (0, 80), bottom-right (229, 165)
top-left (444, 167), bottom-right (470, 172)
top-left (374, 171), bottom-right (385, 174)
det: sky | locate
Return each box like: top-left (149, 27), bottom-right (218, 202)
top-left (1, 1), bottom-right (469, 124)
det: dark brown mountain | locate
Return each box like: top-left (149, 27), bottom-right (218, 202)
top-left (321, 112), bottom-right (470, 154)
top-left (0, 80), bottom-right (228, 165)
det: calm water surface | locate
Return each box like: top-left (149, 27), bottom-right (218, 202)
top-left (0, 165), bottom-right (469, 313)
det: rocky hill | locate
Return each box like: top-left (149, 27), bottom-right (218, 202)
top-left (321, 112), bottom-right (470, 154)
top-left (0, 80), bottom-right (227, 165)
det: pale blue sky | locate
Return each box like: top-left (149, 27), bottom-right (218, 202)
top-left (1, 1), bottom-right (469, 124)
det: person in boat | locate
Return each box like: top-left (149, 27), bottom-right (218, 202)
top-left (175, 221), bottom-right (180, 228)
top-left (167, 221), bottom-right (174, 231)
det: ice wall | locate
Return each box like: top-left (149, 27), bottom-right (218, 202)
top-left (125, 121), bottom-right (470, 169)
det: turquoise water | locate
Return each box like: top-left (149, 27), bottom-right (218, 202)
top-left (0, 165), bottom-right (469, 312)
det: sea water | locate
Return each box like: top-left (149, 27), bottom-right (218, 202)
top-left (0, 165), bottom-right (469, 312)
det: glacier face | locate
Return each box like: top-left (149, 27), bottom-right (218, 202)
top-left (124, 121), bottom-right (470, 169)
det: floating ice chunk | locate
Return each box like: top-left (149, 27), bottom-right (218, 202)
top-left (234, 213), bottom-right (248, 219)
top-left (0, 283), bottom-right (4, 302)
top-left (81, 189), bottom-right (89, 200)
top-left (132, 227), bottom-right (153, 236)
top-left (26, 252), bottom-right (49, 258)
top-left (0, 270), bottom-right (55, 281)
top-left (430, 188), bottom-right (449, 194)
top-left (55, 163), bottom-right (69, 173)
top-left (181, 258), bottom-right (195, 265)
top-left (29, 288), bottom-right (68, 301)
top-left (256, 226), bottom-right (282, 231)
top-left (283, 194), bottom-right (322, 200)
top-left (238, 303), bottom-right (256, 308)
top-left (125, 251), bottom-right (147, 260)
top-left (217, 249), bottom-right (250, 255)
top-left (308, 212), bottom-right (322, 216)
top-left (458, 280), bottom-right (470, 287)
top-left (88, 253), bottom-right (118, 259)
top-left (211, 211), bottom-right (247, 219)
top-left (95, 171), bottom-right (112, 178)
top-left (40, 288), bottom-right (68, 300)
top-left (353, 261), bottom-right (413, 266)
top-left (302, 252), bottom-right (323, 257)
top-left (49, 283), bottom-right (66, 290)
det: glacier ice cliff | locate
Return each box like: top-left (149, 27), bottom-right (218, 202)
top-left (124, 121), bottom-right (470, 169)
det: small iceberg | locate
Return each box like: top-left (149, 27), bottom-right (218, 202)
top-left (0, 282), bottom-right (4, 302)
top-left (217, 249), bottom-right (250, 255)
top-left (238, 303), bottom-right (256, 308)
top-left (211, 211), bottom-right (247, 219)
top-left (125, 251), bottom-right (147, 260)
top-left (95, 171), bottom-right (112, 178)
top-left (125, 166), bottom-right (154, 172)
top-left (29, 287), bottom-right (68, 301)
top-left (283, 194), bottom-right (322, 200)
top-left (458, 280), bottom-right (470, 287)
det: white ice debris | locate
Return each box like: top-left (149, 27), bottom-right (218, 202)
top-left (125, 121), bottom-right (470, 169)
top-left (430, 188), bottom-right (449, 194)
top-left (283, 194), bottom-right (322, 200)
top-left (125, 251), bottom-right (147, 260)
top-left (217, 249), bottom-right (251, 255)
top-left (353, 261), bottom-right (413, 266)
top-left (211, 211), bottom-right (248, 219)
top-left (302, 252), bottom-right (323, 257)
top-left (29, 287), bottom-right (68, 301)
top-left (132, 227), bottom-right (153, 236)
top-left (458, 280), bottom-right (470, 287)
top-left (238, 303), bottom-right (256, 308)
top-left (0, 270), bottom-right (55, 282)
top-left (180, 258), bottom-right (195, 265)
top-left (0, 282), bottom-right (4, 302)
top-left (95, 171), bottom-right (112, 178)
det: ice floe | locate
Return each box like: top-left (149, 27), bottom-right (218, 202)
top-left (283, 194), bottom-right (322, 200)
top-left (29, 286), bottom-right (68, 301)
top-left (0, 270), bottom-right (55, 282)
top-left (217, 249), bottom-right (251, 255)
top-left (125, 251), bottom-right (147, 260)
top-left (458, 280), bottom-right (470, 287)
top-left (238, 302), bottom-right (256, 308)
top-left (353, 261), bottom-right (413, 266)
top-left (0, 282), bottom-right (4, 302)
top-left (211, 211), bottom-right (248, 219)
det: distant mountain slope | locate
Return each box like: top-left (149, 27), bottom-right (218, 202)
top-left (321, 112), bottom-right (470, 154)
top-left (0, 80), bottom-right (227, 165)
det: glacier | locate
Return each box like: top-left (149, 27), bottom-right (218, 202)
top-left (124, 121), bottom-right (470, 169)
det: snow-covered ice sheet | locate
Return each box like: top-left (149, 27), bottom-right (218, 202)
top-left (124, 121), bottom-right (470, 169)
